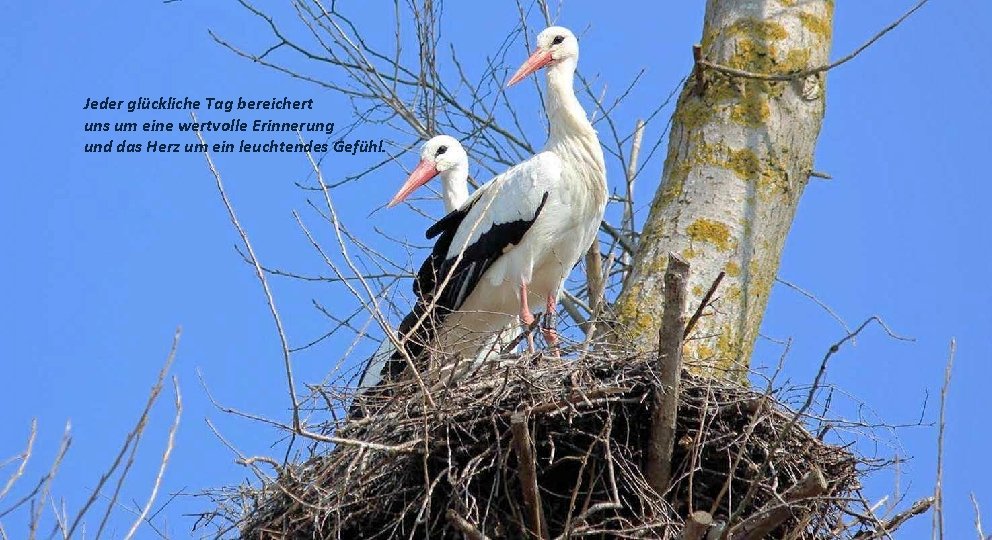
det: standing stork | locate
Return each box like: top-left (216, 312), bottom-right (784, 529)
top-left (357, 136), bottom-right (518, 392)
top-left (386, 26), bottom-right (606, 362)
top-left (358, 135), bottom-right (475, 390)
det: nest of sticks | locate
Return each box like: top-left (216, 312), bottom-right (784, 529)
top-left (228, 344), bottom-right (870, 540)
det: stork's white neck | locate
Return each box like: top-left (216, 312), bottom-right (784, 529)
top-left (440, 163), bottom-right (469, 212)
top-left (542, 57), bottom-right (606, 201)
top-left (544, 58), bottom-right (596, 145)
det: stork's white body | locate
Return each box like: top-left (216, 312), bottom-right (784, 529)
top-left (435, 46), bottom-right (607, 357)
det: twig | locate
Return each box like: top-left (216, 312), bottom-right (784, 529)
top-left (970, 493), bottom-right (985, 540)
top-left (196, 368), bottom-right (421, 453)
top-left (193, 118), bottom-right (302, 430)
top-left (933, 339), bottom-right (955, 540)
top-left (681, 510), bottom-right (714, 540)
top-left (600, 220), bottom-right (636, 255)
top-left (684, 271), bottom-right (725, 339)
top-left (700, 0), bottom-right (931, 82)
top-left (0, 420), bottom-right (36, 501)
top-left (446, 509), bottom-right (491, 540)
top-left (852, 496), bottom-right (935, 539)
top-left (726, 316), bottom-right (908, 532)
top-left (83, 329), bottom-right (181, 540)
top-left (730, 468), bottom-right (828, 540)
top-left (511, 412), bottom-right (548, 540)
top-left (501, 318), bottom-right (542, 355)
top-left (123, 376), bottom-right (182, 540)
top-left (775, 277), bottom-right (852, 337)
top-left (10, 423), bottom-right (71, 539)
top-left (646, 253), bottom-right (688, 495)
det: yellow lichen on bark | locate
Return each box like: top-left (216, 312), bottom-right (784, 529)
top-left (687, 218), bottom-right (733, 251)
top-left (799, 12), bottom-right (832, 40)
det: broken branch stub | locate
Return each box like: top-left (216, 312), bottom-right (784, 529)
top-left (646, 253), bottom-right (689, 495)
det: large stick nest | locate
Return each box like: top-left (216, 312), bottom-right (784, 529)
top-left (232, 349), bottom-right (861, 539)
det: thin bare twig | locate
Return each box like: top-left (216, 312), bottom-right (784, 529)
top-left (933, 339), bottom-right (955, 540)
top-left (446, 509), bottom-right (491, 540)
top-left (970, 493), bottom-right (986, 540)
top-left (852, 496), bottom-right (935, 539)
top-left (0, 420), bottom-right (36, 502)
top-left (123, 376), bottom-right (182, 540)
top-left (684, 271), bottom-right (725, 339)
top-left (193, 118), bottom-right (302, 430)
top-left (85, 329), bottom-right (181, 540)
top-left (700, 0), bottom-right (931, 82)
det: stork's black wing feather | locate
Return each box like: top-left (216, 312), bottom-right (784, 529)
top-left (418, 191), bottom-right (549, 316)
top-left (413, 202), bottom-right (473, 299)
top-left (393, 191), bottom-right (549, 367)
top-left (355, 191), bottom-right (550, 415)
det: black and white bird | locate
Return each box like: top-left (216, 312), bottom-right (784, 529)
top-left (358, 136), bottom-right (496, 390)
top-left (356, 26), bottom-right (606, 394)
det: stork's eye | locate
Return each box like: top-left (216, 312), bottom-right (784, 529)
top-left (436, 145), bottom-right (448, 156)
top-left (552, 35), bottom-right (564, 45)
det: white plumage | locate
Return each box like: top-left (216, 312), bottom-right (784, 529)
top-left (438, 25), bottom-right (606, 355)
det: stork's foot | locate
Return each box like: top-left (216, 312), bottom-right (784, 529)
top-left (519, 281), bottom-right (538, 354)
top-left (543, 294), bottom-right (560, 357)
top-left (521, 310), bottom-right (537, 353)
top-left (541, 311), bottom-right (560, 357)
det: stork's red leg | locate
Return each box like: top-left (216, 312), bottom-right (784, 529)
top-left (519, 281), bottom-right (536, 353)
top-left (542, 293), bottom-right (560, 355)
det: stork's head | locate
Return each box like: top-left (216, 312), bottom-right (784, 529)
top-left (388, 135), bottom-right (467, 208)
top-left (507, 26), bottom-right (578, 87)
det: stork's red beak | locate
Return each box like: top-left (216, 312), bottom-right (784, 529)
top-left (388, 159), bottom-right (438, 207)
top-left (507, 49), bottom-right (554, 87)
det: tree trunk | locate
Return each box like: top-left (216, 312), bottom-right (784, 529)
top-left (615, 0), bottom-right (834, 379)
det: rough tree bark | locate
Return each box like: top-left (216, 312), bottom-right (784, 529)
top-left (614, 0), bottom-right (834, 379)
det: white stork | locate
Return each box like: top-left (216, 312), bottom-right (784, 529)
top-left (357, 135), bottom-right (476, 390)
top-left (356, 26), bottom-right (606, 396)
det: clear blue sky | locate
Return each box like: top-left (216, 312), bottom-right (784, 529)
top-left (1, 1), bottom-right (989, 538)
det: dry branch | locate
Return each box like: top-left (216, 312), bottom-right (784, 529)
top-left (851, 496), bottom-right (934, 540)
top-left (0, 420), bottom-right (36, 502)
top-left (123, 376), bottom-right (182, 540)
top-left (681, 510), bottom-right (714, 540)
top-left (445, 509), bottom-right (490, 540)
top-left (730, 468), bottom-right (828, 540)
top-left (646, 253), bottom-right (688, 495)
top-left (684, 271), bottom-right (725, 340)
top-left (933, 338), bottom-right (955, 540)
top-left (0, 331), bottom-right (183, 539)
top-left (970, 493), bottom-right (986, 540)
top-left (511, 412), bottom-right (549, 540)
